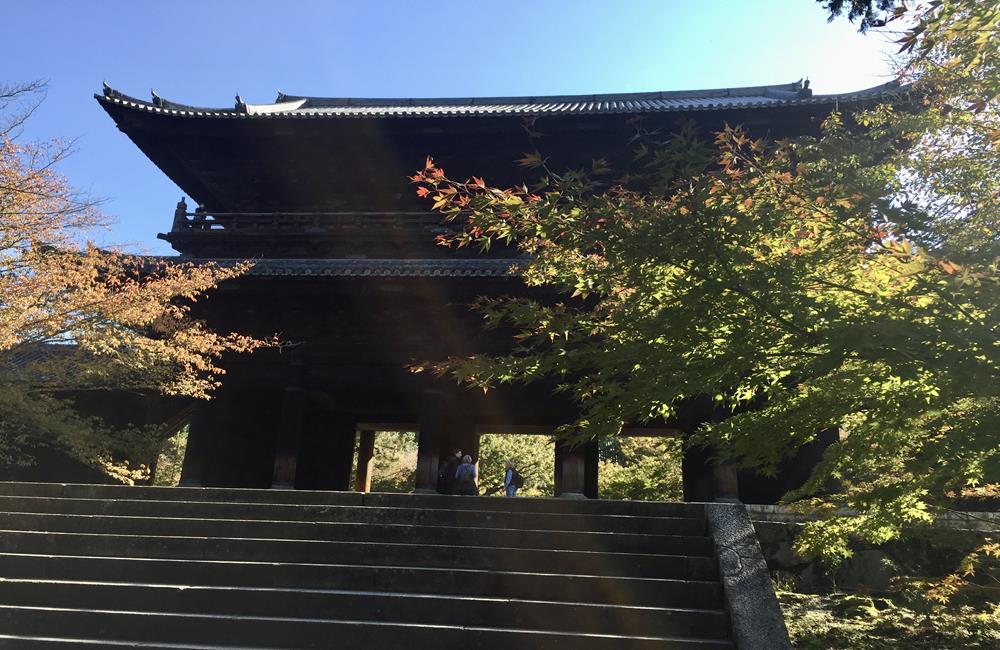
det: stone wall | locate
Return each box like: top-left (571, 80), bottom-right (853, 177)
top-left (746, 505), bottom-right (996, 593)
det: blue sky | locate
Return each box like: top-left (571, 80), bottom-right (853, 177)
top-left (4, 0), bottom-right (895, 255)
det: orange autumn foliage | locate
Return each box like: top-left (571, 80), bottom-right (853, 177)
top-left (0, 82), bottom-right (271, 478)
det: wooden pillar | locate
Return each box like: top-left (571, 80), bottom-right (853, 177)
top-left (695, 406), bottom-right (740, 502)
top-left (178, 402), bottom-right (210, 487)
top-left (713, 462), bottom-right (740, 502)
top-left (555, 441), bottom-right (587, 498)
top-left (329, 419), bottom-right (357, 491)
top-left (271, 387), bottom-right (305, 489)
top-left (416, 389), bottom-right (480, 494)
top-left (414, 389), bottom-right (444, 493)
top-left (443, 408), bottom-right (478, 466)
top-left (354, 429), bottom-right (376, 493)
top-left (583, 439), bottom-right (599, 499)
top-left (682, 438), bottom-right (715, 502)
top-left (293, 411), bottom-right (356, 491)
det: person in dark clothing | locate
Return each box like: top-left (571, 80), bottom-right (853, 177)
top-left (438, 448), bottom-right (462, 495)
top-left (503, 460), bottom-right (520, 498)
top-left (454, 454), bottom-right (478, 496)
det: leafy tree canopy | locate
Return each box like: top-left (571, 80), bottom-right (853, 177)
top-left (818, 0), bottom-right (898, 32)
top-left (0, 82), bottom-right (271, 481)
top-left (598, 437), bottom-right (683, 502)
top-left (368, 432), bottom-right (418, 493)
top-left (414, 0), bottom-right (999, 566)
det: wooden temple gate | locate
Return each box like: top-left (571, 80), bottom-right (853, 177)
top-left (97, 80), bottom-right (895, 502)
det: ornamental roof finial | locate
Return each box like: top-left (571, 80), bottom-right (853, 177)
top-left (172, 197), bottom-right (188, 230)
top-left (101, 81), bottom-right (120, 99)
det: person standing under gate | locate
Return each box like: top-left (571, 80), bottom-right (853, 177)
top-left (503, 460), bottom-right (521, 498)
top-left (438, 448), bottom-right (462, 494)
top-left (454, 454), bottom-right (478, 496)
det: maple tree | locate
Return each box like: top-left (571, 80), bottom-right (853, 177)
top-left (0, 82), bottom-right (270, 481)
top-left (414, 0), bottom-right (998, 591)
top-left (818, 0), bottom-right (897, 32)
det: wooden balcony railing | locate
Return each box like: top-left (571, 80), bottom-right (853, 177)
top-left (169, 200), bottom-right (449, 236)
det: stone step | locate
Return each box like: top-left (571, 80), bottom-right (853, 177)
top-left (0, 511), bottom-right (715, 556)
top-left (0, 606), bottom-right (735, 649)
top-left (369, 492), bottom-right (704, 518)
top-left (0, 553), bottom-right (725, 609)
top-left (0, 530), bottom-right (718, 580)
top-left (0, 495), bottom-right (705, 535)
top-left (0, 485), bottom-right (749, 647)
top-left (0, 580), bottom-right (732, 639)
top-left (0, 482), bottom-right (704, 518)
top-left (0, 639), bottom-right (127, 649)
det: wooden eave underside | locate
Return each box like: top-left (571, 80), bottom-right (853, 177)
top-left (96, 80), bottom-right (905, 216)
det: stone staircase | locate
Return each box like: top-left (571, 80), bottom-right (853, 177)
top-left (0, 482), bottom-right (767, 649)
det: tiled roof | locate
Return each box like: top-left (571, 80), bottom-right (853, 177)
top-left (97, 80), bottom-right (902, 119)
top-left (186, 258), bottom-right (522, 278)
top-left (2, 343), bottom-right (76, 370)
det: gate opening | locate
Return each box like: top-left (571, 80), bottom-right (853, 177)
top-left (351, 430), bottom-right (418, 493)
top-left (477, 432), bottom-right (555, 497)
top-left (598, 436), bottom-right (683, 501)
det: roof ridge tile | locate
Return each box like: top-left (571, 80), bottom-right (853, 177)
top-left (96, 80), bottom-right (903, 120)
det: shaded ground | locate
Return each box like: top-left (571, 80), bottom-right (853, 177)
top-left (779, 591), bottom-right (1000, 649)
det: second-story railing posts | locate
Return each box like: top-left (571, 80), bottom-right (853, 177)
top-left (166, 209), bottom-right (450, 236)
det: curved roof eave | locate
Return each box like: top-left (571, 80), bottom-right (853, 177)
top-left (96, 79), bottom-right (904, 120)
